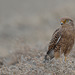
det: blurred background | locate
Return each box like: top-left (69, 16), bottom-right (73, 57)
top-left (0, 0), bottom-right (75, 57)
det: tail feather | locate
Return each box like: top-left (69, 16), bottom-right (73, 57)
top-left (45, 49), bottom-right (54, 61)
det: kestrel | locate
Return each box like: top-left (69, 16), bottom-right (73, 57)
top-left (45, 17), bottom-right (75, 61)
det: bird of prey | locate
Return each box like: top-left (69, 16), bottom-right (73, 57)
top-left (45, 17), bottom-right (75, 61)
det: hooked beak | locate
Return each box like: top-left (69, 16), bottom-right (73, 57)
top-left (61, 22), bottom-right (63, 25)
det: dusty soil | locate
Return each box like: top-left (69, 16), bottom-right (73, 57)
top-left (0, 44), bottom-right (75, 75)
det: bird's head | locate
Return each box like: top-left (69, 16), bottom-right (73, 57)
top-left (60, 17), bottom-right (73, 26)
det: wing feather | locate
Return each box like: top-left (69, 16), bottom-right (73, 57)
top-left (48, 28), bottom-right (61, 52)
top-left (45, 28), bottom-right (62, 61)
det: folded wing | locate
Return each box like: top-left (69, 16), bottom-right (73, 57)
top-left (45, 28), bottom-right (62, 60)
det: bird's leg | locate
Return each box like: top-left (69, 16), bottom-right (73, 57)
top-left (64, 56), bottom-right (72, 65)
top-left (65, 56), bottom-right (67, 62)
top-left (62, 55), bottom-right (67, 63)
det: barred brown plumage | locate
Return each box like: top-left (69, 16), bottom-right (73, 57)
top-left (45, 17), bottom-right (75, 61)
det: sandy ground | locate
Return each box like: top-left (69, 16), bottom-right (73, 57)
top-left (0, 45), bottom-right (75, 75)
top-left (0, 0), bottom-right (75, 75)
